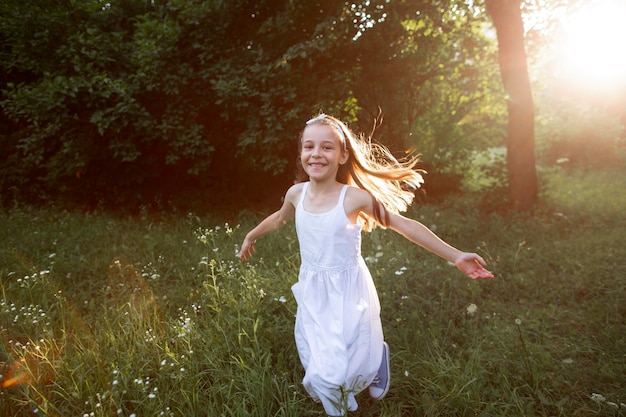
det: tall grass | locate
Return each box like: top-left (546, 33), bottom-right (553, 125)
top-left (1, 167), bottom-right (624, 416)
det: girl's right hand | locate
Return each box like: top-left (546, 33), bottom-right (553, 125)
top-left (238, 238), bottom-right (256, 262)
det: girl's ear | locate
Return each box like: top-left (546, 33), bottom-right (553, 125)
top-left (339, 149), bottom-right (349, 165)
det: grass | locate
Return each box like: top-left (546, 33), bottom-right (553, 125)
top-left (0, 167), bottom-right (625, 416)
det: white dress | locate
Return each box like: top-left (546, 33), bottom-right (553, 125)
top-left (291, 182), bottom-right (384, 416)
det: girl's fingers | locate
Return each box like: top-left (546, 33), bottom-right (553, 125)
top-left (238, 244), bottom-right (256, 262)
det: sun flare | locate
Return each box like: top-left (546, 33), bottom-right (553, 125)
top-left (557, 1), bottom-right (626, 89)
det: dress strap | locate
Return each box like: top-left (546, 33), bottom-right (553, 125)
top-left (337, 184), bottom-right (349, 208)
top-left (298, 182), bottom-right (309, 208)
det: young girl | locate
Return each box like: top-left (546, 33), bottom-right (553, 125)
top-left (238, 114), bottom-right (493, 416)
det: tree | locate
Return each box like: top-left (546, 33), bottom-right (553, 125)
top-left (485, 0), bottom-right (538, 210)
top-left (0, 0), bottom-right (360, 207)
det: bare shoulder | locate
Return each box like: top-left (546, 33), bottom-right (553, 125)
top-left (345, 185), bottom-right (370, 201)
top-left (284, 182), bottom-right (305, 208)
top-left (344, 185), bottom-right (373, 214)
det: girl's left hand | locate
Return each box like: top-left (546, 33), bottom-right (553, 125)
top-left (454, 253), bottom-right (494, 279)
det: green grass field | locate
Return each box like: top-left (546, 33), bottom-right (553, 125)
top-left (1, 168), bottom-right (624, 416)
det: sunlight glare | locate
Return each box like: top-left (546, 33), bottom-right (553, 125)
top-left (560, 1), bottom-right (626, 87)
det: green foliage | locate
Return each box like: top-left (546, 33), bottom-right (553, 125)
top-left (0, 0), bottom-right (506, 208)
top-left (0, 168), bottom-right (625, 416)
top-left (352, 1), bottom-right (506, 168)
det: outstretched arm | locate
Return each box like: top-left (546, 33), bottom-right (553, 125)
top-left (387, 212), bottom-right (493, 279)
top-left (238, 184), bottom-right (299, 262)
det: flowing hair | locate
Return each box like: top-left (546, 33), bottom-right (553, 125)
top-left (296, 114), bottom-right (425, 231)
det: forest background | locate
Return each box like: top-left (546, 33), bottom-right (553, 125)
top-left (1, 0), bottom-right (623, 213)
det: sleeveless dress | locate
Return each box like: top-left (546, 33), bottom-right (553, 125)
top-left (291, 182), bottom-right (384, 416)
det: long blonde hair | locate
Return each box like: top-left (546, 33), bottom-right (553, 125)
top-left (297, 114), bottom-right (425, 231)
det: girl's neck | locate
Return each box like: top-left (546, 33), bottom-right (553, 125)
top-left (307, 179), bottom-right (343, 195)
top-left (303, 179), bottom-right (344, 213)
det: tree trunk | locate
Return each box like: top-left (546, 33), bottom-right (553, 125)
top-left (485, 0), bottom-right (537, 211)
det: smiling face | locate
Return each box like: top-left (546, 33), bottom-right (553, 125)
top-left (300, 123), bottom-right (349, 182)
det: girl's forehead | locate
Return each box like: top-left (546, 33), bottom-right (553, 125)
top-left (302, 124), bottom-right (341, 142)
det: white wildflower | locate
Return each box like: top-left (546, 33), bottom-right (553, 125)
top-left (466, 303), bottom-right (478, 316)
top-left (591, 393), bottom-right (606, 403)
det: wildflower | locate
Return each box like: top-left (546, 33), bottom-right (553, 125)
top-left (515, 318), bottom-right (522, 326)
top-left (395, 266), bottom-right (408, 276)
top-left (466, 303), bottom-right (478, 316)
top-left (591, 393), bottom-right (606, 403)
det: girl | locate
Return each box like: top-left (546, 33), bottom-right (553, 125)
top-left (238, 114), bottom-right (493, 416)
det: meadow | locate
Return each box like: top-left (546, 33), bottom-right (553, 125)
top-left (0, 167), bottom-right (624, 417)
